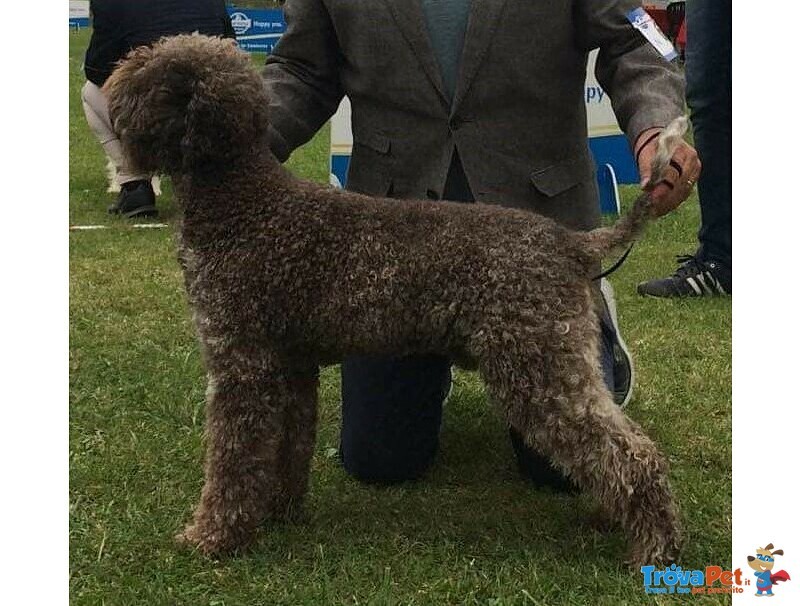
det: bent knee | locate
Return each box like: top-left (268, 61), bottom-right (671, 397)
top-left (81, 80), bottom-right (103, 105)
top-left (340, 438), bottom-right (438, 484)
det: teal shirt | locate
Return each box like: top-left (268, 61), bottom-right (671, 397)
top-left (419, 0), bottom-right (474, 102)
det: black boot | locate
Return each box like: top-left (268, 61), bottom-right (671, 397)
top-left (510, 429), bottom-right (579, 493)
top-left (108, 180), bottom-right (158, 218)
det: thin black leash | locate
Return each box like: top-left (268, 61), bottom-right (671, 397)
top-left (591, 242), bottom-right (635, 281)
top-left (592, 183), bottom-right (658, 281)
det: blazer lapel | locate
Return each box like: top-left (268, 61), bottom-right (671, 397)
top-left (381, 0), bottom-right (449, 107)
top-left (451, 0), bottom-right (510, 113)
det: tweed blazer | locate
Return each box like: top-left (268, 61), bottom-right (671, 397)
top-left (262, 0), bottom-right (684, 231)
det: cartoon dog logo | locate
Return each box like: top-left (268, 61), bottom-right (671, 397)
top-left (747, 543), bottom-right (791, 596)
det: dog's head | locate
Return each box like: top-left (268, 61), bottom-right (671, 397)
top-left (105, 34), bottom-right (270, 178)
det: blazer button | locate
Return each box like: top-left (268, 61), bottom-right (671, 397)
top-left (449, 116), bottom-right (464, 130)
top-left (426, 189), bottom-right (440, 200)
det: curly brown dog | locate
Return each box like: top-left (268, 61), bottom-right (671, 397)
top-left (105, 34), bottom-right (685, 567)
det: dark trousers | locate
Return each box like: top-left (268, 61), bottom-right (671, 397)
top-left (340, 150), bottom-right (616, 484)
top-left (686, 0), bottom-right (732, 267)
top-left (340, 327), bottom-right (616, 484)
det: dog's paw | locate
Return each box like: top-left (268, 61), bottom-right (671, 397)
top-left (626, 543), bottom-right (655, 571)
top-left (626, 529), bottom-right (682, 570)
top-left (175, 522), bottom-right (250, 557)
top-left (583, 506), bottom-right (617, 535)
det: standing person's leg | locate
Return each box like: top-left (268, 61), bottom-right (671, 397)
top-left (688, 1), bottom-right (732, 269)
top-left (81, 81), bottom-right (158, 218)
top-left (637, 4), bottom-right (732, 297)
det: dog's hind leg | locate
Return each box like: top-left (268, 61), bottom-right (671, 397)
top-left (177, 348), bottom-right (316, 556)
top-left (476, 316), bottom-right (681, 568)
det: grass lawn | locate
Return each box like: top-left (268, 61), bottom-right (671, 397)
top-left (69, 28), bottom-right (731, 605)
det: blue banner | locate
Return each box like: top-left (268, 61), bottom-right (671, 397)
top-left (227, 7), bottom-right (286, 54)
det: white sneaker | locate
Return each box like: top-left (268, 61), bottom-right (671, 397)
top-left (599, 279), bottom-right (635, 408)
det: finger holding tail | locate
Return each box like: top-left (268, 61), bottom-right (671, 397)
top-left (580, 116), bottom-right (691, 259)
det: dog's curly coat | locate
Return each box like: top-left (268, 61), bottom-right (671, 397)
top-left (105, 34), bottom-right (683, 567)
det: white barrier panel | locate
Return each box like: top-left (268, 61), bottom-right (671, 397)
top-left (69, 0), bottom-right (89, 18)
top-left (69, 0), bottom-right (89, 27)
top-left (584, 50), bottom-right (623, 138)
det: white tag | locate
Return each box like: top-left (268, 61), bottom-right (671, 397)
top-left (627, 7), bottom-right (678, 61)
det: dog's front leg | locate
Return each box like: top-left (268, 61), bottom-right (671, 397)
top-left (177, 353), bottom-right (318, 557)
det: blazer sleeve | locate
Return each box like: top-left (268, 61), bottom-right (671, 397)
top-left (574, 0), bottom-right (685, 149)
top-left (262, 0), bottom-right (345, 162)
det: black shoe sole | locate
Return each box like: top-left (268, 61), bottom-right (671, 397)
top-left (122, 205), bottom-right (159, 219)
top-left (636, 287), bottom-right (729, 299)
top-left (108, 204), bottom-right (159, 219)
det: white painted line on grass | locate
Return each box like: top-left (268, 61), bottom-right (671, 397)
top-left (69, 223), bottom-right (170, 231)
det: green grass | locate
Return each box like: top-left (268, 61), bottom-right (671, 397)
top-left (69, 28), bottom-right (731, 605)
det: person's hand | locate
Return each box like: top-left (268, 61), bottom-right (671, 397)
top-left (635, 126), bottom-right (701, 217)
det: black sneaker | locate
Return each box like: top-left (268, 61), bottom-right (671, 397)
top-left (510, 428), bottom-right (578, 494)
top-left (637, 255), bottom-right (731, 298)
top-left (600, 279), bottom-right (634, 408)
top-left (108, 179), bottom-right (158, 218)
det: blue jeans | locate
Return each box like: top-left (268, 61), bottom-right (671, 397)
top-left (686, 0), bottom-right (732, 267)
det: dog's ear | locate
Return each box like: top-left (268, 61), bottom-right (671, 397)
top-left (106, 34), bottom-right (270, 178)
top-left (105, 44), bottom-right (175, 175)
top-left (180, 73), bottom-right (270, 177)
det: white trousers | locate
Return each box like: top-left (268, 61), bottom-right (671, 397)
top-left (81, 81), bottom-right (149, 185)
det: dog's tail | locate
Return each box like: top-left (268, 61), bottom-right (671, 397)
top-left (579, 117), bottom-right (689, 260)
